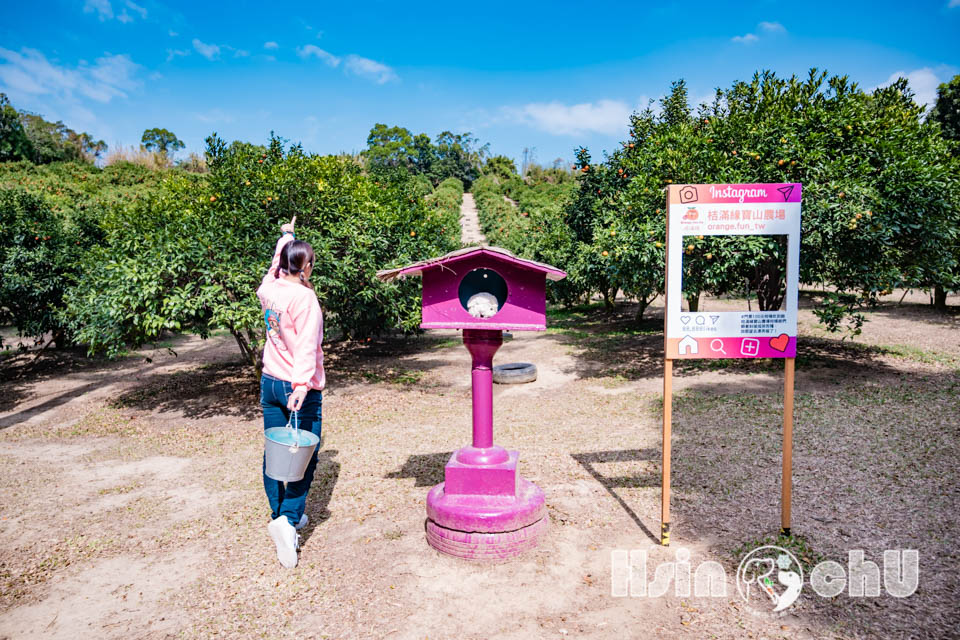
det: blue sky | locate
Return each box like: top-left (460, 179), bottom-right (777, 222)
top-left (2, 1), bottom-right (959, 168)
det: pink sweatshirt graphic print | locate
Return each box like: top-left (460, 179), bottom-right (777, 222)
top-left (256, 234), bottom-right (325, 390)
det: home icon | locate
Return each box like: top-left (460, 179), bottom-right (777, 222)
top-left (678, 335), bottom-right (699, 355)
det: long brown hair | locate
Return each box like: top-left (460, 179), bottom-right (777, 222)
top-left (276, 240), bottom-right (315, 288)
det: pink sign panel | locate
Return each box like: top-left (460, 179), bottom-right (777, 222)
top-left (665, 184), bottom-right (802, 360)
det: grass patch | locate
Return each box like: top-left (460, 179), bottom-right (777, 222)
top-left (874, 344), bottom-right (960, 369)
top-left (731, 532), bottom-right (827, 576)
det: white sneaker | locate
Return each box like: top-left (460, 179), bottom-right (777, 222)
top-left (295, 514), bottom-right (308, 530)
top-left (268, 516), bottom-right (298, 568)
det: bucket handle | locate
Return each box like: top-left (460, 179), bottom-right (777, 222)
top-left (285, 410), bottom-right (300, 453)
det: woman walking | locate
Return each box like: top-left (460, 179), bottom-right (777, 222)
top-left (257, 216), bottom-right (325, 568)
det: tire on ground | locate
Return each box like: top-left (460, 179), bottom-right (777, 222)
top-left (492, 362), bottom-right (537, 384)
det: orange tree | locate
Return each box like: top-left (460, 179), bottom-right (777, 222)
top-left (0, 160), bottom-right (168, 347)
top-left (62, 134), bottom-right (461, 371)
top-left (562, 71), bottom-right (960, 330)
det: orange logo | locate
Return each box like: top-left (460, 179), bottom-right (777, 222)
top-left (682, 207), bottom-right (699, 221)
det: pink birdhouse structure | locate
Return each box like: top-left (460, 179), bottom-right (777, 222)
top-left (377, 246), bottom-right (566, 559)
top-left (377, 245), bottom-right (566, 331)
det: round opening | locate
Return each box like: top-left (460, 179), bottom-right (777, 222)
top-left (458, 268), bottom-right (508, 319)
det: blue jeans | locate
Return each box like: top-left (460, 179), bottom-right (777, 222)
top-left (260, 373), bottom-right (323, 527)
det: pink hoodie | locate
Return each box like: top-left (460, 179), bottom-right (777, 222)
top-left (256, 234), bottom-right (325, 390)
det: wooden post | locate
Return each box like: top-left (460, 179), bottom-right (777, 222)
top-left (661, 187), bottom-right (674, 547)
top-left (781, 357), bottom-right (795, 537)
top-left (661, 358), bottom-right (672, 546)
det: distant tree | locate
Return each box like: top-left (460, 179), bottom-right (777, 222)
top-left (77, 132), bottom-right (108, 161)
top-left (141, 127), bottom-right (185, 155)
top-left (0, 93), bottom-right (33, 162)
top-left (364, 123), bottom-right (415, 169)
top-left (483, 155), bottom-right (517, 181)
top-left (931, 74), bottom-right (960, 153)
top-left (432, 131), bottom-right (486, 189)
top-left (19, 113), bottom-right (85, 163)
top-left (363, 124), bottom-right (487, 188)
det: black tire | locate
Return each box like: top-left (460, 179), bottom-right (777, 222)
top-left (493, 362), bottom-right (537, 384)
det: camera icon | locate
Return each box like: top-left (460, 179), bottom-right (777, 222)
top-left (678, 186), bottom-right (698, 204)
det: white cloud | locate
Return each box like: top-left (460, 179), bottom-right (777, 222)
top-left (83, 0), bottom-right (145, 23)
top-left (295, 46), bottom-right (398, 84)
top-left (192, 39), bottom-right (221, 61)
top-left (0, 47), bottom-right (140, 104)
top-left (169, 30), bottom-right (178, 37)
top-left (265, 55), bottom-right (276, 62)
top-left (88, 53), bottom-right (139, 92)
top-left (344, 54), bottom-right (397, 84)
top-left (505, 99), bottom-right (632, 136)
top-left (83, 0), bottom-right (113, 21)
top-left (126, 0), bottom-right (147, 18)
top-left (297, 45), bottom-right (340, 66)
top-left (732, 21), bottom-right (786, 44)
top-left (950, 0), bottom-right (960, 7)
top-left (166, 48), bottom-right (189, 62)
top-left (194, 108), bottom-right (235, 124)
top-left (234, 50), bottom-right (249, 58)
top-left (875, 67), bottom-right (944, 107)
top-left (264, 41), bottom-right (279, 50)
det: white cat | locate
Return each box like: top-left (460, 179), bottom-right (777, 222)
top-left (467, 292), bottom-right (499, 318)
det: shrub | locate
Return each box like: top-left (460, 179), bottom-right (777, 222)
top-left (62, 134), bottom-right (461, 371)
top-left (0, 160), bottom-right (170, 346)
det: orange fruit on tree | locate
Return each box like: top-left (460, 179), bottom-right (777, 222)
top-left (602, 250), bottom-right (609, 257)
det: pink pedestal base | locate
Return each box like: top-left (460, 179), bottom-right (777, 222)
top-left (444, 449), bottom-right (518, 496)
top-left (421, 328), bottom-right (547, 559)
top-left (425, 476), bottom-right (547, 559)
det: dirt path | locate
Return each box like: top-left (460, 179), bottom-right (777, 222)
top-left (0, 296), bottom-right (957, 639)
top-left (459, 192), bottom-right (485, 245)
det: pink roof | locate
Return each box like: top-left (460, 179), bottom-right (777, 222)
top-left (376, 245), bottom-right (566, 282)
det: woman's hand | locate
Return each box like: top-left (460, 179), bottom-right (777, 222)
top-left (281, 215), bottom-right (296, 235)
top-left (287, 385), bottom-right (307, 411)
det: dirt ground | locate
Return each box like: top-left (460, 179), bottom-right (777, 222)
top-left (0, 289), bottom-right (957, 640)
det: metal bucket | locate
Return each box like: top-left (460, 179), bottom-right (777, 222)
top-left (264, 411), bottom-right (320, 482)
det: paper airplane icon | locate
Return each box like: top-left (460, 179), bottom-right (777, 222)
top-left (777, 185), bottom-right (795, 202)
top-left (710, 315), bottom-right (720, 324)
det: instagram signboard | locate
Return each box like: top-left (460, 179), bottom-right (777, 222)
top-left (659, 183), bottom-right (802, 548)
top-left (665, 183), bottom-right (802, 359)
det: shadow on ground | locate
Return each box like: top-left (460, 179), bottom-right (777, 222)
top-left (299, 450), bottom-right (340, 545)
top-left (571, 448), bottom-right (660, 544)
top-left (109, 334), bottom-right (459, 420)
top-left (384, 451), bottom-right (454, 487)
top-left (111, 361), bottom-right (262, 420)
top-left (0, 346), bottom-right (120, 414)
top-left (545, 301), bottom-right (917, 383)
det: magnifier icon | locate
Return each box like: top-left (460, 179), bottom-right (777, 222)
top-left (710, 339), bottom-right (727, 355)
